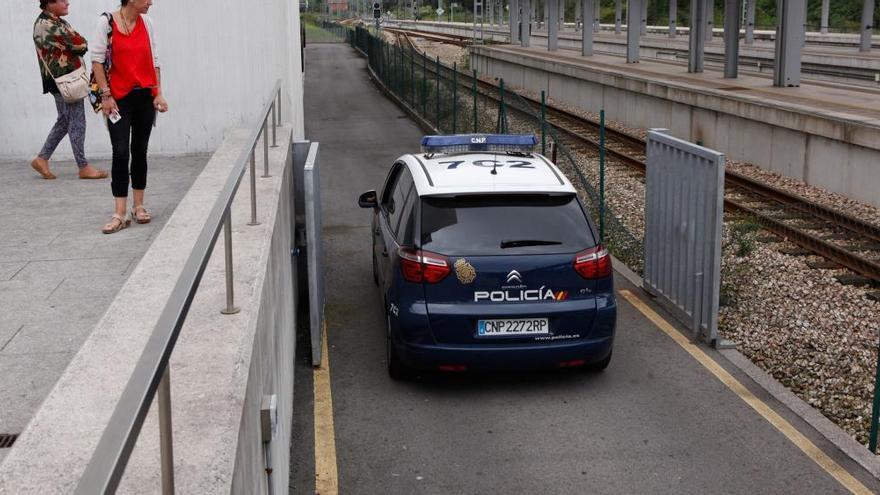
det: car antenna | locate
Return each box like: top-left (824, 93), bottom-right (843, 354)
top-left (491, 152), bottom-right (498, 175)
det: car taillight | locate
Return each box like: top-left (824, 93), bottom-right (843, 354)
top-left (399, 247), bottom-right (450, 283)
top-left (574, 245), bottom-right (612, 279)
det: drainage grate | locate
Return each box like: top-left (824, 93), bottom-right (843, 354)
top-left (0, 433), bottom-right (19, 449)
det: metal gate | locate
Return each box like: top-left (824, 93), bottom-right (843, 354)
top-left (643, 130), bottom-right (724, 344)
top-left (294, 141), bottom-right (325, 366)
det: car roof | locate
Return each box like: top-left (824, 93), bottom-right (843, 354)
top-left (400, 152), bottom-right (577, 197)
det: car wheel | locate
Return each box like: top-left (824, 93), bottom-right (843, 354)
top-left (386, 315), bottom-right (412, 380)
top-left (585, 349), bottom-right (612, 372)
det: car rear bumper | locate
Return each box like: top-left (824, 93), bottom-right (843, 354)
top-left (394, 336), bottom-right (613, 371)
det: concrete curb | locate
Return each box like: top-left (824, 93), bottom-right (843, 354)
top-left (610, 253), bottom-right (880, 481)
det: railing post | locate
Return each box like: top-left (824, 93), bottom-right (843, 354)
top-left (271, 104), bottom-right (278, 148)
top-left (221, 212), bottom-right (241, 315)
top-left (277, 88), bottom-right (282, 126)
top-left (248, 148), bottom-right (260, 226)
top-left (262, 120), bottom-right (271, 178)
top-left (422, 51), bottom-right (427, 117)
top-left (158, 367), bottom-right (175, 495)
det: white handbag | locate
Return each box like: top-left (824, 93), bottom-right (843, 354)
top-left (38, 55), bottom-right (90, 103)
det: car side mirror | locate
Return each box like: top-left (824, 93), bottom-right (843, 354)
top-left (358, 190), bottom-right (378, 209)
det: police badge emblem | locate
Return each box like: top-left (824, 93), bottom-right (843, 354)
top-left (454, 258), bottom-right (476, 284)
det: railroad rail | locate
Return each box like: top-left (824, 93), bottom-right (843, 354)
top-left (380, 31), bottom-right (880, 286)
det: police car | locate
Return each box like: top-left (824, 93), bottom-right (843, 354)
top-left (358, 134), bottom-right (616, 379)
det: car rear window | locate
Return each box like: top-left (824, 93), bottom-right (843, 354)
top-left (420, 194), bottom-right (596, 255)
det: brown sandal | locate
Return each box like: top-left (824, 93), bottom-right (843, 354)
top-left (102, 214), bottom-right (131, 234)
top-left (131, 205), bottom-right (152, 224)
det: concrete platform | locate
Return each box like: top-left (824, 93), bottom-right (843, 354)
top-left (391, 20), bottom-right (880, 86)
top-left (290, 42), bottom-right (880, 494)
top-left (471, 44), bottom-right (880, 208)
top-left (0, 155), bottom-right (208, 461)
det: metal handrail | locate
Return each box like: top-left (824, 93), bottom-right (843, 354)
top-left (75, 79), bottom-right (284, 494)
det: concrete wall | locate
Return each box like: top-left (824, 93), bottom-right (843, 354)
top-left (1, 1), bottom-right (305, 160)
top-left (0, 126), bottom-right (298, 493)
top-left (471, 46), bottom-right (880, 208)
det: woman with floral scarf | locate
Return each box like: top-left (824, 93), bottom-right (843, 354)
top-left (32, 0), bottom-right (107, 180)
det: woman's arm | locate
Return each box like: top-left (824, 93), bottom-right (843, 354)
top-left (153, 67), bottom-right (167, 112)
top-left (92, 61), bottom-right (117, 117)
top-left (61, 24), bottom-right (89, 56)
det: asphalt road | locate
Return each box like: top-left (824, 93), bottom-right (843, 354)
top-left (290, 41), bottom-right (880, 495)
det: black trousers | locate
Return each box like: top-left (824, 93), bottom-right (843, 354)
top-left (109, 89), bottom-right (155, 198)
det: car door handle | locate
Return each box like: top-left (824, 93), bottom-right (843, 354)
top-left (381, 249), bottom-right (389, 257)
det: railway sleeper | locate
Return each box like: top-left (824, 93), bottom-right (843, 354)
top-left (835, 274), bottom-right (880, 288)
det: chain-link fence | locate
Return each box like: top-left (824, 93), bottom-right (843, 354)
top-left (350, 24), bottom-right (644, 272)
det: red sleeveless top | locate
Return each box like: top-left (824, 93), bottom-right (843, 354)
top-left (109, 16), bottom-right (157, 100)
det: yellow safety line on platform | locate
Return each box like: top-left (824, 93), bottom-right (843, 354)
top-left (314, 322), bottom-right (339, 495)
top-left (618, 289), bottom-right (871, 495)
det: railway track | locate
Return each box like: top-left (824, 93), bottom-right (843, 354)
top-left (381, 29), bottom-right (880, 290)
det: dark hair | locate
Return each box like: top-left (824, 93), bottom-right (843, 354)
top-left (39, 0), bottom-right (52, 9)
top-left (121, 0), bottom-right (129, 4)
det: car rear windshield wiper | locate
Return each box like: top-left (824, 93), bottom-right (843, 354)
top-left (500, 239), bottom-right (563, 248)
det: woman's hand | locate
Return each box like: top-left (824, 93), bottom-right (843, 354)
top-left (154, 94), bottom-right (168, 113)
top-left (101, 96), bottom-right (118, 117)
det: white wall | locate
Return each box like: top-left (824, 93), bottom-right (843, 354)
top-left (0, 0), bottom-right (305, 161)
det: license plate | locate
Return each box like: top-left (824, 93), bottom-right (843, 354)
top-left (477, 318), bottom-right (549, 336)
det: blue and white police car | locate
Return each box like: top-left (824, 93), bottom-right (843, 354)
top-left (358, 134), bottom-right (616, 379)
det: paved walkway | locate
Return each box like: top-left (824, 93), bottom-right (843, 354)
top-left (0, 155), bottom-right (207, 459)
top-left (290, 42), bottom-right (880, 494)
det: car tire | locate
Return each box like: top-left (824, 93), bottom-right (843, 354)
top-left (386, 315), bottom-right (412, 380)
top-left (585, 349), bottom-right (612, 372)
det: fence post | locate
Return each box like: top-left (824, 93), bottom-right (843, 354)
top-left (472, 69), bottom-right (478, 133)
top-left (410, 48), bottom-right (415, 107)
top-left (436, 56), bottom-right (441, 131)
top-left (541, 90), bottom-right (546, 155)
top-left (498, 79), bottom-right (506, 133)
top-left (599, 109), bottom-right (606, 242)
top-left (453, 62), bottom-right (458, 134)
top-left (422, 51), bottom-right (427, 117)
top-left (870, 346), bottom-right (880, 452)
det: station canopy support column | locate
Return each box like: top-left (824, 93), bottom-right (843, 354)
top-left (510, 0), bottom-right (521, 43)
top-left (820, 0), bottom-right (829, 34)
top-left (745, 0), bottom-right (755, 43)
top-left (522, 0), bottom-right (533, 45)
top-left (861, 0), bottom-right (875, 52)
top-left (560, 0), bottom-right (566, 31)
top-left (773, 0), bottom-right (805, 86)
top-left (627, 0), bottom-right (642, 62)
top-left (723, 0), bottom-right (742, 78)
top-left (583, 0), bottom-right (595, 55)
top-left (688, 0), bottom-right (706, 72)
top-left (548, 0), bottom-right (560, 49)
top-left (615, 0), bottom-right (622, 33)
top-left (669, 0), bottom-right (677, 37)
top-left (705, 0), bottom-right (714, 40)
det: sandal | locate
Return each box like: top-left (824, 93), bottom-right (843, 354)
top-left (131, 205), bottom-right (152, 224)
top-left (102, 214), bottom-right (131, 234)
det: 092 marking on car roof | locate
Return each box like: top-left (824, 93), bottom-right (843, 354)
top-left (437, 159), bottom-right (535, 169)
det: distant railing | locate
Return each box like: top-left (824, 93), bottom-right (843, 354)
top-left (75, 80), bottom-right (285, 494)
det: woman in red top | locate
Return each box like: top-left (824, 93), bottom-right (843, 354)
top-left (91, 0), bottom-right (168, 234)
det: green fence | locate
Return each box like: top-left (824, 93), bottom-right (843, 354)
top-left (349, 25), bottom-right (644, 272)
